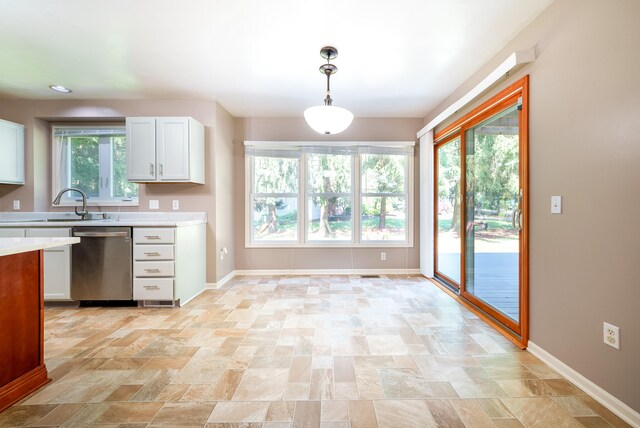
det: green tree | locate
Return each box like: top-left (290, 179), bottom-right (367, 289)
top-left (362, 154), bottom-right (404, 229)
top-left (307, 153), bottom-right (351, 236)
top-left (254, 156), bottom-right (298, 234)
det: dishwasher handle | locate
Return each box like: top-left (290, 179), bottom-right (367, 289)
top-left (73, 231), bottom-right (129, 238)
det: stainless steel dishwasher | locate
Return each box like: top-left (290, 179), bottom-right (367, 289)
top-left (71, 226), bottom-right (133, 300)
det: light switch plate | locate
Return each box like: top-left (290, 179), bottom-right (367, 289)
top-left (172, 200), bottom-right (179, 210)
top-left (12, 200), bottom-right (20, 210)
top-left (551, 196), bottom-right (562, 214)
top-left (149, 199), bottom-right (159, 210)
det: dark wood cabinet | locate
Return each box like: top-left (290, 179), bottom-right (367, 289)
top-left (0, 250), bottom-right (49, 412)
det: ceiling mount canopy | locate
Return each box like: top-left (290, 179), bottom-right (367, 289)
top-left (304, 46), bottom-right (354, 135)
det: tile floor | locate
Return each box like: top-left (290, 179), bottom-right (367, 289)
top-left (0, 275), bottom-right (631, 427)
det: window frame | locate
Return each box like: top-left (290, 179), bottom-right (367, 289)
top-left (51, 124), bottom-right (139, 207)
top-left (245, 142), bottom-right (414, 248)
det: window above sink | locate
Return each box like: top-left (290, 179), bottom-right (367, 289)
top-left (52, 125), bottom-right (139, 207)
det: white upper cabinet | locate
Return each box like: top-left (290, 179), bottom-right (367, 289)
top-left (126, 117), bottom-right (204, 184)
top-left (0, 119), bottom-right (25, 184)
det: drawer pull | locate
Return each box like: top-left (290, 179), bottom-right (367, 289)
top-left (144, 235), bottom-right (161, 240)
top-left (143, 285), bottom-right (160, 290)
top-left (144, 252), bottom-right (161, 256)
top-left (144, 268), bottom-right (161, 273)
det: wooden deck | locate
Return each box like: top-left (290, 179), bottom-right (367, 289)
top-left (437, 252), bottom-right (519, 321)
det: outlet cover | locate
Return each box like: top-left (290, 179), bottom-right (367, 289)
top-left (380, 252), bottom-right (387, 261)
top-left (149, 199), bottom-right (159, 210)
top-left (12, 200), bottom-right (20, 210)
top-left (172, 200), bottom-right (180, 210)
top-left (603, 322), bottom-right (620, 350)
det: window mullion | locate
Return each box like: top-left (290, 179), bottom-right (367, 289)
top-left (354, 153), bottom-right (361, 245)
top-left (300, 154), bottom-right (306, 245)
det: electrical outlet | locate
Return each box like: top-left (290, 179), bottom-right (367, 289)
top-left (551, 195), bottom-right (562, 214)
top-left (149, 199), bottom-right (159, 210)
top-left (172, 200), bottom-right (180, 210)
top-left (380, 252), bottom-right (386, 261)
top-left (603, 322), bottom-right (620, 350)
top-left (12, 200), bottom-right (20, 210)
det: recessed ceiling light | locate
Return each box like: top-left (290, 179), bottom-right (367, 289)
top-left (49, 85), bottom-right (72, 93)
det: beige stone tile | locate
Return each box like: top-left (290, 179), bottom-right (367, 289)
top-left (0, 404), bottom-right (58, 426)
top-left (492, 419), bottom-right (526, 428)
top-left (284, 383), bottom-right (310, 400)
top-left (60, 402), bottom-right (111, 426)
top-left (373, 399), bottom-right (436, 428)
top-left (288, 356), bottom-right (312, 383)
top-left (34, 403), bottom-right (85, 426)
top-left (309, 368), bottom-right (334, 400)
top-left (378, 368), bottom-right (433, 398)
top-left (575, 416), bottom-right (616, 427)
top-left (149, 401), bottom-right (216, 426)
top-left (292, 401), bottom-right (321, 428)
top-left (333, 356), bottom-right (356, 382)
top-left (156, 383), bottom-right (190, 401)
top-left (208, 369), bottom-right (245, 400)
top-left (233, 368), bottom-right (289, 400)
top-left (182, 383), bottom-right (215, 401)
top-left (551, 396), bottom-right (598, 416)
top-left (53, 370), bottom-right (135, 403)
top-left (449, 399), bottom-right (494, 428)
top-left (354, 369), bottom-right (385, 399)
top-left (130, 369), bottom-right (178, 401)
top-left (347, 400), bottom-right (378, 428)
top-left (266, 401), bottom-right (296, 422)
top-left (451, 380), bottom-right (509, 398)
top-left (208, 401), bottom-right (270, 423)
top-left (367, 335), bottom-right (410, 355)
top-left (353, 356), bottom-right (396, 369)
top-left (96, 402), bottom-right (163, 424)
top-left (477, 398), bottom-right (515, 418)
top-left (142, 356), bottom-right (193, 370)
top-left (334, 382), bottom-right (359, 399)
top-left (425, 399), bottom-right (465, 428)
top-left (544, 379), bottom-right (584, 395)
top-left (497, 379), bottom-right (559, 397)
top-left (321, 400), bottom-right (348, 421)
top-left (105, 384), bottom-right (143, 401)
top-left (500, 397), bottom-right (583, 428)
top-left (576, 395), bottom-right (632, 428)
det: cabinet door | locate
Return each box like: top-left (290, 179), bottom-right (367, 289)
top-left (156, 117), bottom-right (190, 181)
top-left (26, 228), bottom-right (72, 301)
top-left (126, 117), bottom-right (157, 181)
top-left (0, 119), bottom-right (25, 184)
top-left (0, 228), bottom-right (26, 237)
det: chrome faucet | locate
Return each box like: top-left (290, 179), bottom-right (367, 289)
top-left (53, 187), bottom-right (88, 219)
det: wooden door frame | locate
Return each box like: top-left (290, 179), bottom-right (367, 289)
top-left (433, 75), bottom-right (529, 347)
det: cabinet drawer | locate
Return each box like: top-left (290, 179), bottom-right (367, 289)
top-left (134, 261), bottom-right (174, 277)
top-left (134, 245), bottom-right (174, 261)
top-left (134, 228), bottom-right (174, 244)
top-left (134, 278), bottom-right (174, 300)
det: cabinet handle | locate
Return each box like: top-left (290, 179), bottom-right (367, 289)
top-left (144, 268), bottom-right (161, 273)
top-left (144, 252), bottom-right (161, 256)
top-left (150, 163), bottom-right (154, 175)
top-left (144, 235), bottom-right (161, 240)
top-left (144, 285), bottom-right (160, 289)
top-left (160, 163), bottom-right (164, 176)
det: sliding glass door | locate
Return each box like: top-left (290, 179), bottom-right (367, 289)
top-left (464, 106), bottom-right (522, 329)
top-left (433, 76), bottom-right (528, 342)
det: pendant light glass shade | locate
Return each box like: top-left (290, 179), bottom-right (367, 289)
top-left (304, 105), bottom-right (354, 135)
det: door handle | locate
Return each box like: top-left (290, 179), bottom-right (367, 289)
top-left (144, 268), bottom-right (161, 273)
top-left (150, 163), bottom-right (154, 175)
top-left (144, 252), bottom-right (161, 256)
top-left (160, 163), bottom-right (164, 176)
top-left (143, 285), bottom-right (160, 289)
top-left (74, 231), bottom-right (129, 237)
top-left (512, 209), bottom-right (518, 230)
top-left (512, 208), bottom-right (523, 232)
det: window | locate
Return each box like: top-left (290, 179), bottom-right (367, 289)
top-left (246, 142), bottom-right (413, 247)
top-left (361, 153), bottom-right (409, 242)
top-left (250, 154), bottom-right (299, 243)
top-left (52, 126), bottom-right (138, 205)
top-left (307, 151), bottom-right (353, 242)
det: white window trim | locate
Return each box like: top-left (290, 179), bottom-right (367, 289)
top-left (51, 125), bottom-right (139, 207)
top-left (245, 141), bottom-right (414, 248)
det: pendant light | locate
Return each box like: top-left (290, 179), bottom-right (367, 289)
top-left (304, 46), bottom-right (354, 135)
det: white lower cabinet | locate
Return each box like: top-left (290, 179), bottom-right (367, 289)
top-left (0, 227), bottom-right (72, 301)
top-left (133, 224), bottom-right (205, 306)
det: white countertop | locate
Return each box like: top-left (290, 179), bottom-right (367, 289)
top-left (0, 212), bottom-right (207, 227)
top-left (0, 237), bottom-right (80, 257)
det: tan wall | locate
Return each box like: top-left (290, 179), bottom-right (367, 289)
top-left (233, 117), bottom-right (423, 271)
top-left (426, 0), bottom-right (640, 412)
top-left (214, 104), bottom-right (235, 281)
top-left (0, 99), bottom-right (226, 283)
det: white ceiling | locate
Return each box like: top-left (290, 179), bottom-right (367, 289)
top-left (0, 0), bottom-right (553, 118)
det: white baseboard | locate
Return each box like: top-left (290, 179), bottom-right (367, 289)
top-left (233, 268), bottom-right (421, 276)
top-left (205, 271), bottom-right (237, 289)
top-left (527, 341), bottom-right (640, 427)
